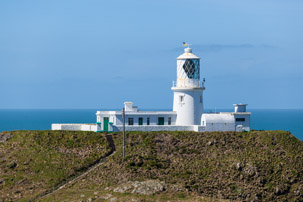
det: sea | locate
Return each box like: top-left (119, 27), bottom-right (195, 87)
top-left (0, 109), bottom-right (302, 140)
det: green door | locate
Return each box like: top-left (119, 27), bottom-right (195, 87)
top-left (103, 117), bottom-right (109, 132)
top-left (158, 117), bottom-right (164, 125)
top-left (139, 117), bottom-right (143, 125)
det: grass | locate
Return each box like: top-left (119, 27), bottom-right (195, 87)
top-left (47, 130), bottom-right (303, 201)
top-left (0, 130), bottom-right (110, 202)
top-left (1, 130), bottom-right (303, 201)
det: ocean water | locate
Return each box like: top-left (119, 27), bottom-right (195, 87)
top-left (0, 109), bottom-right (302, 140)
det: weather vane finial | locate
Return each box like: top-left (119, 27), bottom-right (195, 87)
top-left (183, 42), bottom-right (192, 48)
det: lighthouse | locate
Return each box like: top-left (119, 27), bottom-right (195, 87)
top-left (53, 43), bottom-right (251, 132)
top-left (172, 46), bottom-right (205, 125)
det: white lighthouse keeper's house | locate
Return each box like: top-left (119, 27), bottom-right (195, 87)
top-left (51, 44), bottom-right (251, 132)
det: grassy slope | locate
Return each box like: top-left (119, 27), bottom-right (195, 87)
top-left (0, 130), bottom-right (111, 202)
top-left (43, 130), bottom-right (303, 202)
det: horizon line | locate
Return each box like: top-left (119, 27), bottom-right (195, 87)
top-left (1, 108), bottom-right (303, 110)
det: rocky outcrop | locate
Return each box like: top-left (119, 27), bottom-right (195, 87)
top-left (114, 180), bottom-right (166, 195)
top-left (0, 132), bottom-right (13, 143)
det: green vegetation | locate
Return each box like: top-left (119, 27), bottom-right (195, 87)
top-left (0, 130), bottom-right (110, 201)
top-left (1, 130), bottom-right (303, 201)
top-left (49, 130), bottom-right (303, 201)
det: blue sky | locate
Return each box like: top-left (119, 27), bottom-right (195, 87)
top-left (0, 0), bottom-right (302, 109)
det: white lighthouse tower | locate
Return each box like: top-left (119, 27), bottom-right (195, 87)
top-left (172, 46), bottom-right (205, 125)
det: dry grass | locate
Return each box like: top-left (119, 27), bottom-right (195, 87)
top-left (0, 130), bottom-right (110, 201)
top-left (43, 130), bottom-right (303, 201)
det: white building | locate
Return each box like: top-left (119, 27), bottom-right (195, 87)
top-left (52, 46), bottom-right (251, 132)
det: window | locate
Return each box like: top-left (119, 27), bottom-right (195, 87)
top-left (138, 117), bottom-right (143, 125)
top-left (182, 59), bottom-right (200, 79)
top-left (236, 118), bottom-right (245, 122)
top-left (179, 95), bottom-right (184, 103)
top-left (128, 118), bottom-right (134, 125)
top-left (168, 117), bottom-right (171, 125)
top-left (158, 117), bottom-right (164, 125)
top-left (200, 96), bottom-right (202, 103)
top-left (147, 117), bottom-right (150, 125)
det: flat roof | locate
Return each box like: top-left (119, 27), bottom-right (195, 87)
top-left (220, 112), bottom-right (251, 115)
top-left (96, 110), bottom-right (177, 115)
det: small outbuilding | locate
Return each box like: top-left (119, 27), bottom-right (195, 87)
top-left (201, 113), bottom-right (236, 132)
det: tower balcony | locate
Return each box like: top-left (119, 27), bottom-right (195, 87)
top-left (172, 79), bottom-right (205, 89)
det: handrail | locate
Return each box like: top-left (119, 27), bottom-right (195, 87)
top-left (172, 79), bottom-right (205, 88)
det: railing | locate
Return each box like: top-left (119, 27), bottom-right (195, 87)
top-left (172, 79), bottom-right (205, 88)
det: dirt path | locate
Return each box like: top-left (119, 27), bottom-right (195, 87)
top-left (35, 134), bottom-right (116, 201)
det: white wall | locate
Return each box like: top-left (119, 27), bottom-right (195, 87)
top-left (51, 124), bottom-right (62, 130)
top-left (52, 123), bottom-right (206, 132)
top-left (173, 89), bottom-right (204, 125)
top-left (113, 125), bottom-right (205, 132)
top-left (205, 123), bottom-right (235, 132)
top-left (234, 114), bottom-right (250, 131)
top-left (202, 113), bottom-right (236, 132)
top-left (51, 124), bottom-right (97, 132)
top-left (98, 113), bottom-right (177, 129)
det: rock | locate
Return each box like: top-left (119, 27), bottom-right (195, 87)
top-left (0, 133), bottom-right (13, 143)
top-left (236, 162), bottom-right (242, 171)
top-left (132, 180), bottom-right (166, 195)
top-left (294, 190), bottom-right (300, 196)
top-left (80, 194), bottom-right (85, 198)
top-left (109, 197), bottom-right (117, 202)
top-left (221, 140), bottom-right (226, 145)
top-left (275, 187), bottom-right (281, 195)
top-left (244, 164), bottom-right (257, 177)
top-left (258, 178), bottom-right (266, 186)
top-left (289, 178), bottom-right (296, 184)
top-left (207, 141), bottom-right (213, 146)
top-left (170, 184), bottom-right (184, 192)
top-left (87, 198), bottom-right (93, 202)
top-left (113, 183), bottom-right (133, 193)
top-left (113, 180), bottom-right (166, 195)
top-left (275, 185), bottom-right (289, 196)
top-left (254, 172), bottom-right (259, 178)
top-left (14, 190), bottom-right (21, 194)
top-left (99, 193), bottom-right (112, 200)
top-left (275, 186), bottom-right (288, 196)
top-left (16, 179), bottom-right (26, 184)
top-left (7, 162), bottom-right (17, 169)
